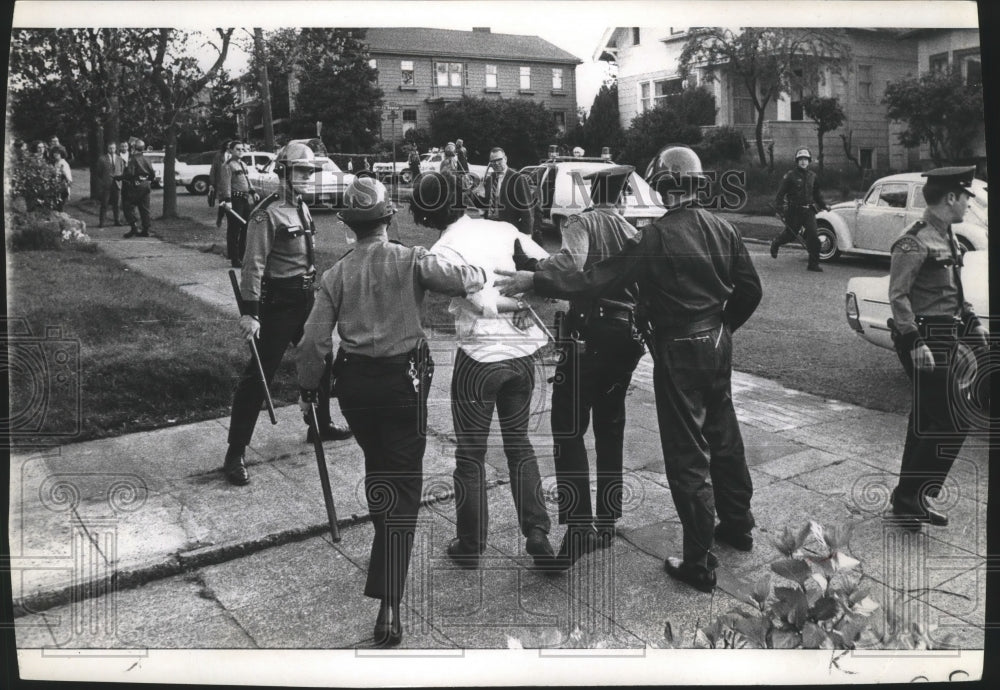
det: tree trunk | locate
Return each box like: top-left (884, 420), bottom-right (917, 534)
top-left (161, 122), bottom-right (178, 218)
top-left (754, 111), bottom-right (767, 167)
top-left (254, 28), bottom-right (275, 151)
top-left (88, 121), bottom-right (102, 200)
top-left (817, 134), bottom-right (825, 174)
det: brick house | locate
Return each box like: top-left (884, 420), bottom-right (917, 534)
top-left (595, 27), bottom-right (981, 175)
top-left (360, 27), bottom-right (582, 142)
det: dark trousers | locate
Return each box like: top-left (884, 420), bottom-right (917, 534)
top-left (122, 186), bottom-right (151, 232)
top-left (99, 184), bottom-right (121, 225)
top-left (551, 332), bottom-right (644, 525)
top-left (451, 349), bottom-right (551, 551)
top-left (894, 334), bottom-right (970, 507)
top-left (652, 324), bottom-right (754, 569)
top-left (337, 351), bottom-right (430, 602)
top-left (774, 206), bottom-right (820, 265)
top-left (227, 288), bottom-right (332, 446)
top-left (226, 195), bottom-right (251, 262)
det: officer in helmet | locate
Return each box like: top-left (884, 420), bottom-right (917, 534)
top-left (771, 147), bottom-right (830, 272)
top-left (497, 145), bottom-right (763, 593)
top-left (222, 138), bottom-right (352, 487)
top-left (296, 175), bottom-right (487, 647)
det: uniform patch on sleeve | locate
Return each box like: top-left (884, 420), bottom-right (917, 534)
top-left (251, 209), bottom-right (269, 224)
top-left (893, 236), bottom-right (921, 253)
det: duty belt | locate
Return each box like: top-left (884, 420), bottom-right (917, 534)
top-left (233, 191), bottom-right (251, 199)
top-left (915, 314), bottom-right (962, 339)
top-left (261, 273), bottom-right (315, 291)
top-left (654, 313), bottom-right (723, 340)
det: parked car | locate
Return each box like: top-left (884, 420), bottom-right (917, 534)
top-left (416, 149), bottom-right (488, 187)
top-left (142, 150), bottom-right (174, 189)
top-left (816, 173), bottom-right (988, 262)
top-left (247, 155), bottom-right (355, 208)
top-left (372, 159), bottom-right (414, 184)
top-left (174, 150), bottom-right (275, 195)
top-left (845, 250), bottom-right (989, 350)
top-left (520, 156), bottom-right (666, 233)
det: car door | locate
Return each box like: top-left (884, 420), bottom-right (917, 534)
top-left (853, 182), bottom-right (909, 252)
top-left (248, 159), bottom-right (279, 196)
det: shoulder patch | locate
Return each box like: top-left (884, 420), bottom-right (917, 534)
top-left (893, 236), bottom-right (922, 253)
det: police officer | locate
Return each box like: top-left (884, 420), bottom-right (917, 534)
top-left (219, 140), bottom-right (259, 268)
top-left (887, 166), bottom-right (988, 529)
top-left (296, 176), bottom-right (486, 647)
top-left (771, 147), bottom-right (830, 272)
top-left (497, 146), bottom-right (763, 593)
top-left (222, 139), bottom-right (351, 488)
top-left (513, 166), bottom-right (645, 569)
top-left (121, 138), bottom-right (156, 238)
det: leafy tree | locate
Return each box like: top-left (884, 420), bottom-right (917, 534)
top-left (680, 28), bottom-right (851, 167)
top-left (883, 67), bottom-right (984, 166)
top-left (581, 83), bottom-right (622, 156)
top-left (428, 96), bottom-right (556, 168)
top-left (201, 68), bottom-right (239, 147)
top-left (291, 29), bottom-right (383, 152)
top-left (403, 127), bottom-right (432, 153)
top-left (617, 89), bottom-right (712, 173)
top-left (802, 96), bottom-right (846, 173)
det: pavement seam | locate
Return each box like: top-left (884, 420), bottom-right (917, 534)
top-left (183, 571), bottom-right (262, 648)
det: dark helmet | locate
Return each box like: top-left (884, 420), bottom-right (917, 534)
top-left (275, 138), bottom-right (327, 175)
top-left (338, 176), bottom-right (396, 225)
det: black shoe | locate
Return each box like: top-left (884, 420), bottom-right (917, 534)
top-left (595, 519), bottom-right (616, 549)
top-left (548, 524), bottom-right (598, 571)
top-left (446, 538), bottom-right (483, 569)
top-left (222, 447), bottom-right (250, 486)
top-left (664, 556), bottom-right (716, 593)
top-left (770, 238), bottom-right (780, 259)
top-left (707, 551), bottom-right (720, 569)
top-left (123, 229), bottom-right (137, 238)
top-left (807, 264), bottom-right (823, 272)
top-left (714, 524), bottom-right (753, 551)
top-left (373, 600), bottom-right (402, 647)
top-left (306, 422), bottom-right (354, 443)
top-left (891, 495), bottom-right (949, 527)
top-left (525, 527), bottom-right (554, 567)
top-left (137, 230), bottom-right (150, 237)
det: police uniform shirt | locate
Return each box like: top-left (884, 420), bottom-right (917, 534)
top-left (536, 208), bottom-right (639, 315)
top-left (888, 211), bottom-right (974, 339)
top-left (774, 167), bottom-right (825, 209)
top-left (431, 215), bottom-right (549, 363)
top-left (219, 158), bottom-right (252, 199)
top-left (239, 203), bottom-right (311, 309)
top-left (296, 236), bottom-right (486, 389)
top-left (533, 206), bottom-right (762, 333)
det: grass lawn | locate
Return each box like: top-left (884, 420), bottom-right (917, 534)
top-left (6, 247), bottom-right (305, 446)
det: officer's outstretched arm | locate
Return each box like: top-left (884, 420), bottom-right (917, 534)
top-left (296, 282), bottom-right (339, 392)
top-left (416, 246), bottom-right (486, 296)
top-left (531, 232), bottom-right (646, 300)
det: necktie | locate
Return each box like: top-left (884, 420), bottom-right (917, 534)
top-left (491, 175), bottom-right (500, 217)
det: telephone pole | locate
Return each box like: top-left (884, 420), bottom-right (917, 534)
top-left (253, 28), bottom-right (275, 151)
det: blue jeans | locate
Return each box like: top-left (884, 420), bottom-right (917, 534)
top-left (451, 349), bottom-right (551, 551)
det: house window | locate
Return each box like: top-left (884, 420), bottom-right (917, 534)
top-left (553, 111), bottom-right (566, 134)
top-left (859, 147), bottom-right (874, 170)
top-left (520, 66), bottom-right (531, 90)
top-left (436, 62), bottom-right (463, 87)
top-left (928, 52), bottom-right (949, 73)
top-left (401, 60), bottom-right (414, 86)
top-left (857, 64), bottom-right (873, 102)
top-left (789, 69), bottom-right (804, 121)
top-left (653, 77), bottom-right (683, 107)
top-left (632, 27), bottom-right (640, 45)
top-left (402, 108), bottom-right (417, 135)
top-left (734, 94), bottom-right (755, 125)
top-left (640, 82), bottom-right (652, 112)
top-left (966, 58), bottom-right (982, 86)
top-left (552, 68), bottom-right (563, 90)
top-left (486, 64), bottom-right (498, 89)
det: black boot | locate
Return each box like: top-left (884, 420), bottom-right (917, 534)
top-left (807, 263), bottom-right (823, 272)
top-left (547, 523), bottom-right (598, 571)
top-left (714, 523), bottom-right (753, 551)
top-left (123, 226), bottom-right (137, 238)
top-left (223, 445), bottom-right (250, 486)
top-left (373, 599), bottom-right (402, 647)
top-left (664, 556), bottom-right (717, 593)
top-left (525, 527), bottom-right (555, 567)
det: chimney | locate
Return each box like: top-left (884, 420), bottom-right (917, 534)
top-left (472, 27), bottom-right (491, 33)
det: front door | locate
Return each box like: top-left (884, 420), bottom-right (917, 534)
top-left (854, 182), bottom-right (909, 251)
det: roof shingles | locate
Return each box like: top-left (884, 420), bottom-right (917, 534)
top-left (361, 27), bottom-right (582, 64)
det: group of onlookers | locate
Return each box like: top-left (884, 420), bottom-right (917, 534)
top-left (92, 137), bottom-right (156, 237)
top-left (11, 135), bottom-right (74, 211)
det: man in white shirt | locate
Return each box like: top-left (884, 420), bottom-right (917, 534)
top-left (412, 171), bottom-right (555, 569)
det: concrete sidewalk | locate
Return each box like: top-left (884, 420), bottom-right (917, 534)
top-left (10, 206), bottom-right (987, 651)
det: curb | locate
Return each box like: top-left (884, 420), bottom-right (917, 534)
top-left (12, 478), bottom-right (510, 618)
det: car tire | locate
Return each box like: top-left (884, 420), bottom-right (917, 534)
top-left (816, 223), bottom-right (840, 262)
top-left (956, 235), bottom-right (974, 254)
top-left (189, 177), bottom-right (210, 196)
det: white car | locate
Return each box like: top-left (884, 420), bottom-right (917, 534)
top-left (248, 155), bottom-right (356, 208)
top-left (845, 250), bottom-right (989, 350)
top-left (175, 151), bottom-right (276, 195)
top-left (142, 150), bottom-right (175, 189)
top-left (417, 150), bottom-right (488, 186)
top-left (816, 173), bottom-right (988, 262)
top-left (523, 156), bottom-right (666, 232)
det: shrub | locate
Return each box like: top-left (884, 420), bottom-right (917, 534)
top-left (695, 127), bottom-right (748, 165)
top-left (9, 156), bottom-right (64, 211)
top-left (6, 209), bottom-right (93, 252)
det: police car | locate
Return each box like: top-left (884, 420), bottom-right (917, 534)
top-left (522, 150), bottom-right (665, 233)
top-left (248, 154), bottom-right (356, 208)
